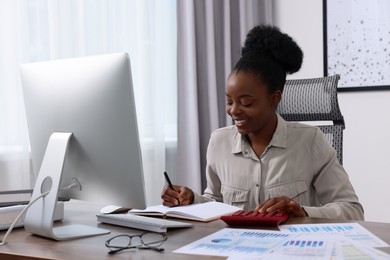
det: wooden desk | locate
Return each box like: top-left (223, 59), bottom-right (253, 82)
top-left (1, 200), bottom-right (390, 259)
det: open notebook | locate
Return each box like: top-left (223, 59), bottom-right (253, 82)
top-left (129, 201), bottom-right (241, 222)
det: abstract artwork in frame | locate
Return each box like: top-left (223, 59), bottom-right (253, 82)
top-left (324, 0), bottom-right (390, 91)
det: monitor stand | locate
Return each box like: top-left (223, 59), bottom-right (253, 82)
top-left (24, 132), bottom-right (110, 241)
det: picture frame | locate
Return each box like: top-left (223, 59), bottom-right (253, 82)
top-left (323, 0), bottom-right (390, 92)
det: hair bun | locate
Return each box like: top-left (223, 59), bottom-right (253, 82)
top-left (241, 25), bottom-right (303, 74)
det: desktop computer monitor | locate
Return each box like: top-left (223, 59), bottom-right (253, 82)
top-left (20, 53), bottom-right (146, 240)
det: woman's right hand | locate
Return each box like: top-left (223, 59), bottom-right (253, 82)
top-left (161, 185), bottom-right (194, 207)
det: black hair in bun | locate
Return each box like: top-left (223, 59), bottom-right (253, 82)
top-left (234, 25), bottom-right (303, 93)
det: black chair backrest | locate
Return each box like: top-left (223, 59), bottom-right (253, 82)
top-left (277, 75), bottom-right (345, 165)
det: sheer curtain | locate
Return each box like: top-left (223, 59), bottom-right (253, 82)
top-left (0, 0), bottom-right (177, 205)
top-left (176, 0), bottom-right (273, 193)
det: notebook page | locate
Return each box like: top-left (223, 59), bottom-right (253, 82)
top-left (166, 202), bottom-right (240, 221)
top-left (130, 202), bottom-right (240, 221)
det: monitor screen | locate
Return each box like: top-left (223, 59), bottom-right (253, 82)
top-left (20, 53), bottom-right (146, 210)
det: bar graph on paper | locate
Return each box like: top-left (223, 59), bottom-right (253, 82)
top-left (174, 229), bottom-right (296, 257)
top-left (264, 235), bottom-right (334, 259)
top-left (281, 239), bottom-right (327, 255)
top-left (284, 224), bottom-right (355, 233)
top-left (279, 223), bottom-right (389, 248)
top-left (174, 226), bottom-right (390, 259)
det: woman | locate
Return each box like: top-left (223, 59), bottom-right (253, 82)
top-left (161, 25), bottom-right (364, 220)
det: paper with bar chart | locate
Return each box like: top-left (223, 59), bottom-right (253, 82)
top-left (278, 223), bottom-right (388, 248)
top-left (174, 224), bottom-right (390, 259)
top-left (173, 228), bottom-right (297, 257)
top-left (263, 234), bottom-right (334, 259)
top-left (332, 237), bottom-right (390, 260)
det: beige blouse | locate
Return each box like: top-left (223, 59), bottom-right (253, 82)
top-left (193, 114), bottom-right (364, 220)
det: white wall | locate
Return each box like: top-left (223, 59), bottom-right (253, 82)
top-left (273, 0), bottom-right (390, 222)
top-left (273, 0), bottom-right (324, 78)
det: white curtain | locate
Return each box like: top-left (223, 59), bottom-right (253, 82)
top-left (175, 0), bottom-right (273, 193)
top-left (0, 0), bottom-right (177, 205)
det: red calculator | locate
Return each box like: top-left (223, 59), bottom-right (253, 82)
top-left (220, 210), bottom-right (289, 227)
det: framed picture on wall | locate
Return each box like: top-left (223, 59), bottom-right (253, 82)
top-left (323, 0), bottom-right (390, 91)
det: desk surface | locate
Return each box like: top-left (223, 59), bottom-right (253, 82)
top-left (1, 200), bottom-right (390, 260)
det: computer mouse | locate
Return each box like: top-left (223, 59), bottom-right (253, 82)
top-left (100, 205), bottom-right (130, 214)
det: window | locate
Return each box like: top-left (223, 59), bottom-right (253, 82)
top-left (0, 0), bottom-right (176, 205)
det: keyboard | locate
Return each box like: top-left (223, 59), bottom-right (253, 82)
top-left (220, 210), bottom-right (289, 227)
top-left (96, 213), bottom-right (193, 233)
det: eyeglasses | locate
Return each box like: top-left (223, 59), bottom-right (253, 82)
top-left (105, 232), bottom-right (167, 254)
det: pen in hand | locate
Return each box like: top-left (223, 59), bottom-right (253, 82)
top-left (164, 171), bottom-right (181, 206)
top-left (164, 171), bottom-right (174, 190)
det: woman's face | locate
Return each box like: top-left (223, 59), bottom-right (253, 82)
top-left (225, 71), bottom-right (281, 136)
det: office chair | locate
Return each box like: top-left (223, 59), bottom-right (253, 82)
top-left (277, 75), bottom-right (345, 165)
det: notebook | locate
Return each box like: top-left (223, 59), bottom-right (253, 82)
top-left (129, 201), bottom-right (240, 222)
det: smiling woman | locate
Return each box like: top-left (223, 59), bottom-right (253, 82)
top-left (0, 0), bottom-right (177, 205)
top-left (161, 25), bottom-right (364, 221)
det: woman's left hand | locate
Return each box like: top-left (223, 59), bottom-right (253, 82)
top-left (255, 196), bottom-right (307, 217)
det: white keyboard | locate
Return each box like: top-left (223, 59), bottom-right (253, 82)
top-left (96, 213), bottom-right (193, 233)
